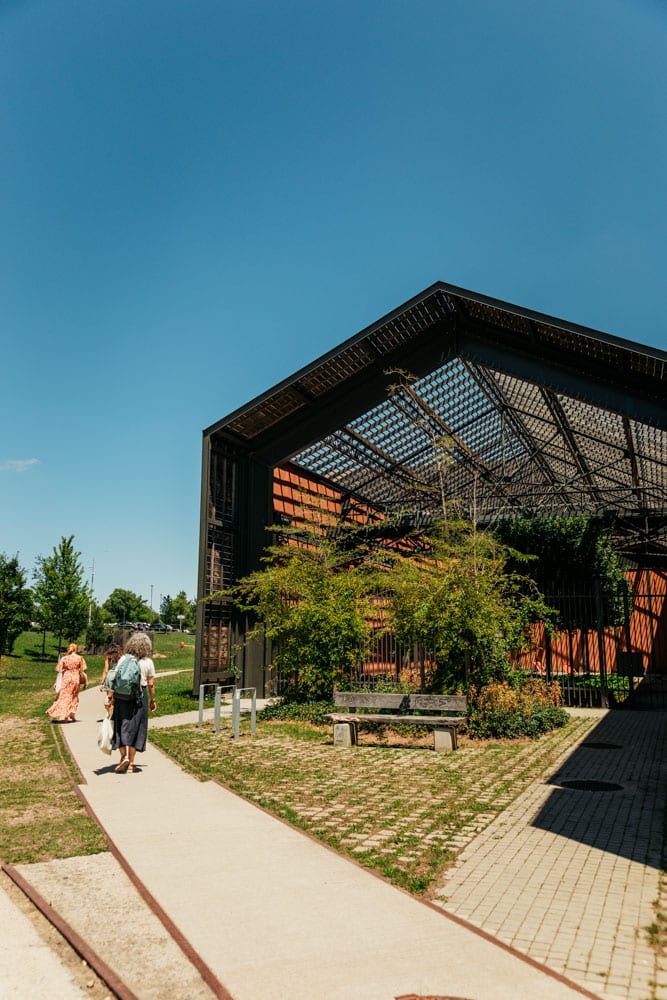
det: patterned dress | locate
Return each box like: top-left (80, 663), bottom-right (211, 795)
top-left (46, 653), bottom-right (86, 721)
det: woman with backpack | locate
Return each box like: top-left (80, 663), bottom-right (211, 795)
top-left (111, 632), bottom-right (157, 773)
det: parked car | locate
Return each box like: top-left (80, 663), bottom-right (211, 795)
top-left (150, 622), bottom-right (169, 632)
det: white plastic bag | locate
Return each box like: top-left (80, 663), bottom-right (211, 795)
top-left (54, 671), bottom-right (62, 694)
top-left (98, 716), bottom-right (113, 755)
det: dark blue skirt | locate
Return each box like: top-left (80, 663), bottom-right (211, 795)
top-left (112, 687), bottom-right (148, 752)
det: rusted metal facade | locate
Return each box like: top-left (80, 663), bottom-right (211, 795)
top-left (195, 282), bottom-right (667, 695)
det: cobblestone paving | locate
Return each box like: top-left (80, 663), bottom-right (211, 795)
top-left (432, 711), bottom-right (667, 1000)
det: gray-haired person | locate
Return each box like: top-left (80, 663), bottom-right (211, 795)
top-left (112, 632), bottom-right (157, 773)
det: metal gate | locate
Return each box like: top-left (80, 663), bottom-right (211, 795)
top-left (541, 570), bottom-right (667, 710)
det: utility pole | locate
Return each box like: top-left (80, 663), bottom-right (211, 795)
top-left (88, 558), bottom-right (95, 625)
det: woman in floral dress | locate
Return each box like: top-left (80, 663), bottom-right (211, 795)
top-left (46, 643), bottom-right (87, 722)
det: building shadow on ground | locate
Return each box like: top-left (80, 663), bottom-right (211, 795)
top-left (530, 709), bottom-right (666, 870)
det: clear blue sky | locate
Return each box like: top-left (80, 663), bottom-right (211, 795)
top-left (2, 0), bottom-right (666, 609)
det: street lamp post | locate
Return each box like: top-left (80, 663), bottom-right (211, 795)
top-left (177, 614), bottom-right (185, 632)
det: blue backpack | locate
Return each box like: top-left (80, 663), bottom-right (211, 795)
top-left (112, 655), bottom-right (141, 701)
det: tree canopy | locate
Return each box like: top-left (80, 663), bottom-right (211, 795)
top-left (160, 591), bottom-right (196, 630)
top-left (493, 513), bottom-right (630, 627)
top-left (33, 535), bottom-right (90, 649)
top-left (0, 553), bottom-right (34, 655)
top-left (103, 588), bottom-right (151, 623)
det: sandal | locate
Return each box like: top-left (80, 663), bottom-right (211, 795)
top-left (127, 763), bottom-right (135, 773)
top-left (115, 758), bottom-right (129, 774)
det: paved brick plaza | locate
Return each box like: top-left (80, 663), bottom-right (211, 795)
top-left (435, 709), bottom-right (667, 1000)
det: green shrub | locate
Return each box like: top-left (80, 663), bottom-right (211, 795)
top-left (258, 700), bottom-right (334, 726)
top-left (468, 676), bottom-right (568, 740)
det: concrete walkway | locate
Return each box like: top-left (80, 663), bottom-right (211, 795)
top-left (14, 690), bottom-right (661, 1000)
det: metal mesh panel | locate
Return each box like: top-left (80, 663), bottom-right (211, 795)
top-left (462, 299), bottom-right (533, 336)
top-left (291, 355), bottom-right (667, 528)
top-left (209, 449), bottom-right (237, 524)
top-left (200, 602), bottom-right (232, 678)
top-left (206, 525), bottom-right (235, 593)
top-left (225, 386), bottom-right (306, 439)
top-left (298, 342), bottom-right (377, 397)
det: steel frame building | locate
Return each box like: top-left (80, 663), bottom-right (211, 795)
top-left (194, 282), bottom-right (667, 694)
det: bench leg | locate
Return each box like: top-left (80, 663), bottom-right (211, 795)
top-left (333, 722), bottom-right (358, 747)
top-left (434, 726), bottom-right (457, 752)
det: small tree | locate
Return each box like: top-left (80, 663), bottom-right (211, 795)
top-left (0, 553), bottom-right (34, 655)
top-left (381, 518), bottom-right (552, 690)
top-left (33, 535), bottom-right (90, 650)
top-left (227, 527), bottom-right (375, 701)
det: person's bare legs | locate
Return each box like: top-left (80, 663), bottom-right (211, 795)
top-left (115, 748), bottom-right (129, 773)
top-left (127, 747), bottom-right (137, 772)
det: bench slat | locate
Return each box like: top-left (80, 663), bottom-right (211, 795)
top-left (328, 713), bottom-right (466, 727)
top-left (409, 694), bottom-right (466, 712)
top-left (333, 691), bottom-right (466, 712)
top-left (334, 692), bottom-right (409, 709)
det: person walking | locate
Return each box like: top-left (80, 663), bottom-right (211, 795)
top-left (112, 632), bottom-right (157, 773)
top-left (99, 642), bottom-right (122, 718)
top-left (46, 643), bottom-right (87, 723)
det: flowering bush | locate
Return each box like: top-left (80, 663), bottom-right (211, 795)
top-left (467, 675), bottom-right (568, 739)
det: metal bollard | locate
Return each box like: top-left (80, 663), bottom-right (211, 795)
top-left (214, 684), bottom-right (221, 733)
top-left (231, 687), bottom-right (257, 739)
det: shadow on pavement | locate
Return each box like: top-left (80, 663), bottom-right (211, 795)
top-left (531, 709), bottom-right (666, 869)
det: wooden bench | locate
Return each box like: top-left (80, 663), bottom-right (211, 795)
top-left (328, 691), bottom-right (468, 752)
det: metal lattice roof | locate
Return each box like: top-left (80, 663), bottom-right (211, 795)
top-left (206, 282), bottom-right (667, 561)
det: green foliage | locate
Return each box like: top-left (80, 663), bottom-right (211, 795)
top-left (226, 527), bottom-right (376, 701)
top-left (32, 535), bottom-right (90, 648)
top-left (494, 514), bottom-right (630, 626)
top-left (258, 699), bottom-right (334, 725)
top-left (467, 676), bottom-right (569, 739)
top-left (380, 518), bottom-right (553, 690)
top-left (161, 590), bottom-right (196, 630)
top-left (0, 552), bottom-right (34, 655)
top-left (103, 587), bottom-right (152, 623)
top-left (85, 601), bottom-right (108, 649)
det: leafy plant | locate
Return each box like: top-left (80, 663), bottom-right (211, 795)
top-left (223, 526), bottom-right (377, 701)
top-left (258, 699), bottom-right (334, 725)
top-left (160, 591), bottom-right (196, 630)
top-left (0, 552), bottom-right (34, 655)
top-left (379, 518), bottom-right (554, 691)
top-left (467, 675), bottom-right (568, 739)
top-left (494, 514), bottom-right (631, 626)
